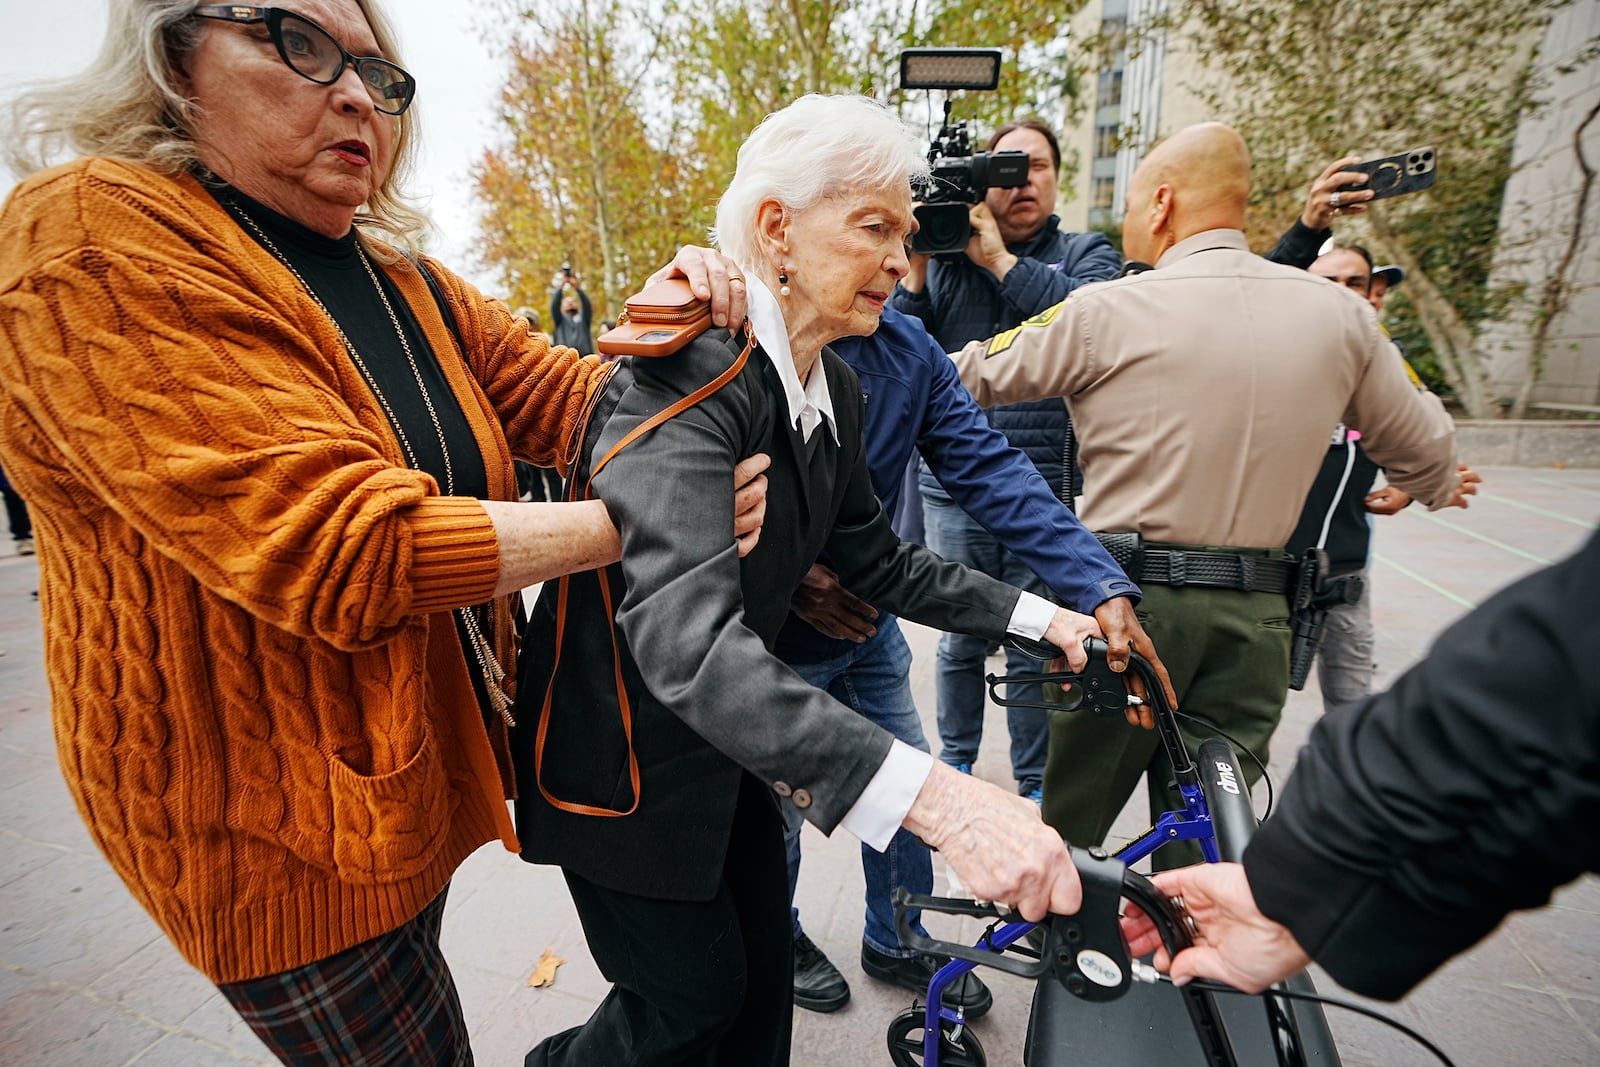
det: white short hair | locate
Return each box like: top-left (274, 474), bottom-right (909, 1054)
top-left (712, 94), bottom-right (929, 267)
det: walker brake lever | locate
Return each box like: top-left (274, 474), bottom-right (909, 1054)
top-left (1042, 847), bottom-right (1136, 1001)
top-left (891, 889), bottom-right (1050, 979)
top-left (987, 637), bottom-right (1132, 716)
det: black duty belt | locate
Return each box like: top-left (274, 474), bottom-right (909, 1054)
top-left (1095, 532), bottom-right (1295, 595)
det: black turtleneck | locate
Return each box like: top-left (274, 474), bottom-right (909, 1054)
top-left (212, 184), bottom-right (488, 501)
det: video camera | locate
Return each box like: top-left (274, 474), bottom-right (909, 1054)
top-left (900, 49), bottom-right (1030, 256)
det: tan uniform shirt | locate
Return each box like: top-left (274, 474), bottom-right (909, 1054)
top-left (950, 229), bottom-right (1460, 548)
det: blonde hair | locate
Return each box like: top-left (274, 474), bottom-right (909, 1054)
top-left (4, 0), bottom-right (430, 252)
top-left (712, 95), bottom-right (929, 267)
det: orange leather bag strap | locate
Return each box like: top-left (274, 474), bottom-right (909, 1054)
top-left (533, 324), bottom-right (756, 817)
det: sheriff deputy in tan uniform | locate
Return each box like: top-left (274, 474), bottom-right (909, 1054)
top-left (948, 122), bottom-right (1477, 865)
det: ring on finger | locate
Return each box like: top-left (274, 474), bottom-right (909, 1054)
top-left (1330, 191), bottom-right (1342, 209)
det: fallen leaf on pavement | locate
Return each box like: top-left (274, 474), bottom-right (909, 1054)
top-left (526, 947), bottom-right (567, 988)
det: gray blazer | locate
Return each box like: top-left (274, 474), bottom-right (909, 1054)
top-left (513, 327), bottom-right (1023, 900)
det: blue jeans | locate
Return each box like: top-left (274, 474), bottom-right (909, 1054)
top-left (782, 617), bottom-right (932, 957)
top-left (921, 489), bottom-right (1050, 792)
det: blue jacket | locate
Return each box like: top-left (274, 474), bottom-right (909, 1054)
top-left (889, 217), bottom-right (1120, 503)
top-left (773, 308), bottom-right (1139, 664)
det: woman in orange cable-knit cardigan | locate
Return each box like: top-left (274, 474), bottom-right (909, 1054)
top-left (0, 1), bottom-right (762, 1061)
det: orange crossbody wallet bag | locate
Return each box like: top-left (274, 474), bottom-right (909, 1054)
top-left (597, 278), bottom-right (715, 358)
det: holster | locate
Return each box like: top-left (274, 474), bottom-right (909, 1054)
top-left (1286, 554), bottom-right (1370, 690)
top-left (1287, 549), bottom-right (1328, 691)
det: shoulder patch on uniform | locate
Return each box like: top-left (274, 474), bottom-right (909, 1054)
top-left (986, 299), bottom-right (1068, 358)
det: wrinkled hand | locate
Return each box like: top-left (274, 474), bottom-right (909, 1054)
top-left (1447, 463), bottom-right (1482, 509)
top-left (647, 246), bottom-right (748, 328)
top-left (903, 762), bottom-right (1081, 921)
top-left (1302, 156), bottom-right (1374, 230)
top-left (1364, 485), bottom-right (1413, 516)
top-left (1042, 607), bottom-right (1104, 674)
top-left (1093, 596), bottom-right (1176, 729)
top-left (790, 563), bottom-right (878, 641)
top-left (732, 453), bottom-right (770, 557)
top-left (1120, 864), bottom-right (1311, 993)
top-left (965, 203), bottom-right (1018, 280)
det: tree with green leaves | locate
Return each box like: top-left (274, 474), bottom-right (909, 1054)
top-left (1159, 0), bottom-right (1562, 417)
top-left (472, 0), bottom-right (698, 319)
top-left (471, 0), bottom-right (1093, 319)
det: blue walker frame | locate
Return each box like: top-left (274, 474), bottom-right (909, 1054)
top-left (890, 638), bottom-right (1322, 1067)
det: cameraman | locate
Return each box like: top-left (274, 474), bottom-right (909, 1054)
top-left (889, 117), bottom-right (1120, 802)
top-left (549, 266), bottom-right (596, 356)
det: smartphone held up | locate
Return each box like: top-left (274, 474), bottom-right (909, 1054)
top-left (1340, 145), bottom-right (1437, 201)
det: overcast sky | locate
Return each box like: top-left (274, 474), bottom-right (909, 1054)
top-left (0, 0), bottom-right (509, 292)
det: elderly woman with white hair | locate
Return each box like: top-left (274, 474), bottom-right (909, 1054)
top-left (513, 93), bottom-right (1098, 1067)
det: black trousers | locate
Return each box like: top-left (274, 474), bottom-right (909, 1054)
top-left (0, 464), bottom-right (29, 541)
top-left (526, 774), bottom-right (794, 1067)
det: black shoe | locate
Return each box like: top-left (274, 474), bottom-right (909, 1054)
top-left (793, 933), bottom-right (850, 1013)
top-left (860, 941), bottom-right (993, 1019)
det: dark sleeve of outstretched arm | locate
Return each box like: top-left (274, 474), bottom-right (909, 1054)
top-left (1243, 530), bottom-right (1600, 1000)
top-left (1264, 219), bottom-right (1330, 270)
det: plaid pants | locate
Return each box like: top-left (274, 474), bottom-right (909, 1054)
top-left (218, 888), bottom-right (471, 1066)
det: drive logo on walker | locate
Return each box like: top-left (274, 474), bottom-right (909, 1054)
top-left (1214, 759), bottom-right (1241, 795)
top-left (1077, 949), bottom-right (1124, 988)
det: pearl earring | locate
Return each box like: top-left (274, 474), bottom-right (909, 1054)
top-left (778, 267), bottom-right (791, 297)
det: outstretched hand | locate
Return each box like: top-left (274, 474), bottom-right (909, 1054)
top-left (1119, 863), bottom-right (1312, 994)
top-left (1447, 464), bottom-right (1482, 509)
top-left (1302, 156), bottom-right (1375, 230)
top-left (1364, 485), bottom-right (1413, 516)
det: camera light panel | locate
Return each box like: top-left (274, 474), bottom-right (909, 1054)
top-left (899, 49), bottom-right (1002, 91)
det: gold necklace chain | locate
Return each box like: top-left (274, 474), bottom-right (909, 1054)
top-left (458, 598), bottom-right (514, 724)
top-left (233, 206), bottom-right (517, 725)
top-left (230, 207), bottom-right (456, 496)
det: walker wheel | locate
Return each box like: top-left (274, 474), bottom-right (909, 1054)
top-left (886, 1006), bottom-right (987, 1067)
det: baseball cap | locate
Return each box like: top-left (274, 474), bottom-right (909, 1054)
top-left (1373, 264), bottom-right (1405, 289)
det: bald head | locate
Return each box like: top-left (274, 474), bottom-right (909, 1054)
top-left (1122, 122), bottom-right (1252, 264)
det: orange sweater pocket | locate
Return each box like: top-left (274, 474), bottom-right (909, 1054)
top-left (326, 718), bottom-right (453, 884)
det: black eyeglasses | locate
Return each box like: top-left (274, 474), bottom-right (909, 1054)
top-left (191, 5), bottom-right (416, 115)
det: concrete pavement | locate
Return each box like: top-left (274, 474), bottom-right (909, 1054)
top-left (1, 464), bottom-right (1596, 1065)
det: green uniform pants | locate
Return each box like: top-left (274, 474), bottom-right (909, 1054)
top-left (1041, 572), bottom-right (1292, 870)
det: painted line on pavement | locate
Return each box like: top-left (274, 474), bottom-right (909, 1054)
top-left (1373, 553), bottom-right (1476, 609)
top-left (1406, 510), bottom-right (1553, 566)
top-left (1531, 475), bottom-right (1600, 497)
top-left (1476, 492), bottom-right (1598, 529)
